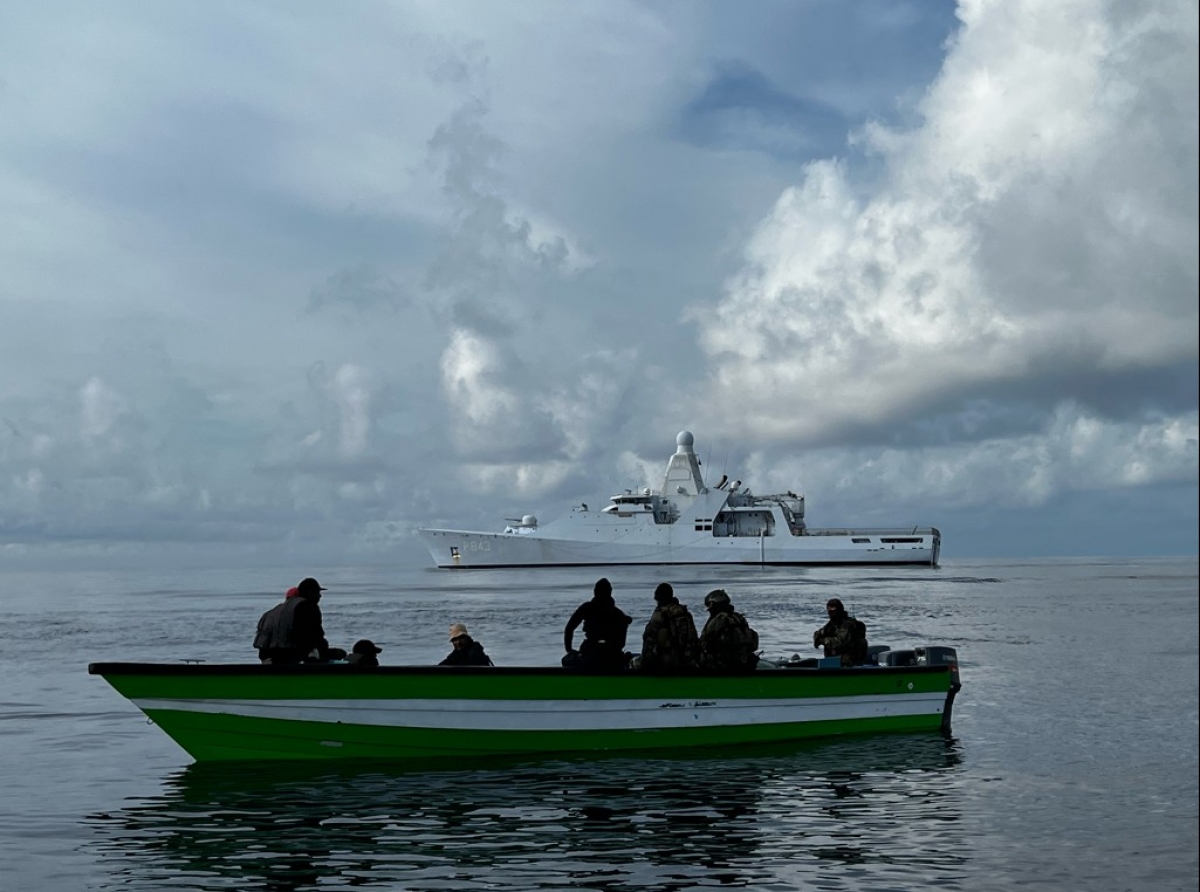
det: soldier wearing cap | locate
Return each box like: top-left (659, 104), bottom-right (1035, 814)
top-left (253, 577), bottom-right (345, 664)
top-left (347, 639), bottom-right (383, 667)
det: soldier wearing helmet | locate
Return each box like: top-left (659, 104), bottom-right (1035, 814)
top-left (638, 582), bottom-right (700, 671)
top-left (699, 589), bottom-right (759, 672)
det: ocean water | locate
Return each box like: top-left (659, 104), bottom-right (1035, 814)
top-left (1, 556), bottom-right (1196, 891)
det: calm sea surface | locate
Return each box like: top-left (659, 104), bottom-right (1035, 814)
top-left (1, 557), bottom-right (1196, 891)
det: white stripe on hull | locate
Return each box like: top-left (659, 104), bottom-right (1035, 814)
top-left (135, 693), bottom-right (946, 731)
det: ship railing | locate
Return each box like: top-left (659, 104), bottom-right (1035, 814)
top-left (802, 526), bottom-right (940, 538)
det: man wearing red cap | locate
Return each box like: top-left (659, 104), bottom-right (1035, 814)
top-left (254, 577), bottom-right (344, 664)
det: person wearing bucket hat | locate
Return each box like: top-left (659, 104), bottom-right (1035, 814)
top-left (812, 597), bottom-right (868, 666)
top-left (439, 622), bottom-right (493, 667)
top-left (253, 577), bottom-right (346, 664)
top-left (699, 589), bottom-right (760, 672)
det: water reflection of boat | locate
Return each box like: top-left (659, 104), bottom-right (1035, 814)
top-left (418, 431), bottom-right (941, 568)
top-left (85, 737), bottom-right (965, 891)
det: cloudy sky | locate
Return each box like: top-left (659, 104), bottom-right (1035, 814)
top-left (1, 0), bottom-right (1196, 569)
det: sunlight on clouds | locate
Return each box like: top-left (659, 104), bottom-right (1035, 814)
top-left (457, 460), bottom-right (575, 498)
top-left (698, 0), bottom-right (1197, 448)
top-left (916, 0), bottom-right (1112, 198)
top-left (614, 449), bottom-right (661, 495)
top-left (754, 406), bottom-right (1198, 516)
top-left (79, 377), bottom-right (128, 443)
top-left (440, 329), bottom-right (518, 429)
top-left (333, 364), bottom-right (374, 458)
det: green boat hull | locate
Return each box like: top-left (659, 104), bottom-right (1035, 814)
top-left (88, 662), bottom-right (960, 763)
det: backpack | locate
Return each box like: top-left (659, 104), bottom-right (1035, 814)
top-left (850, 618), bottom-right (868, 665)
top-left (662, 603), bottom-right (700, 666)
top-left (253, 602), bottom-right (285, 650)
top-left (706, 611), bottom-right (759, 669)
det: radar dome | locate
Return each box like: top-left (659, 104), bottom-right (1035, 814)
top-left (676, 431), bottom-right (694, 449)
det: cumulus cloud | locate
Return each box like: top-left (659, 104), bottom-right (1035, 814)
top-left (0, 1), bottom-right (1193, 565)
top-left (694, 0), bottom-right (1197, 503)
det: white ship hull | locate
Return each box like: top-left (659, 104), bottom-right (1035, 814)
top-left (418, 525), bottom-right (940, 568)
top-left (417, 431), bottom-right (941, 569)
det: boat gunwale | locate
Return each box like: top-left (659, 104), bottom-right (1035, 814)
top-left (87, 662), bottom-right (954, 680)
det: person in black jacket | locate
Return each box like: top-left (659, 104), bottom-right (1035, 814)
top-left (562, 577), bottom-right (632, 670)
top-left (347, 639), bottom-right (383, 667)
top-left (812, 597), bottom-right (868, 666)
top-left (254, 577), bottom-right (345, 664)
top-left (440, 623), bottom-right (494, 666)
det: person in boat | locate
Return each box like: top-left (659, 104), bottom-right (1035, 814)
top-left (346, 639), bottom-right (382, 667)
top-left (812, 597), bottom-right (868, 666)
top-left (699, 589), bottom-right (760, 672)
top-left (562, 577), bottom-right (632, 670)
top-left (440, 622), bottom-right (494, 667)
top-left (637, 582), bottom-right (700, 671)
top-left (253, 577), bottom-right (346, 664)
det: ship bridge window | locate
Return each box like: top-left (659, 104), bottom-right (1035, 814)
top-left (852, 537), bottom-right (870, 544)
top-left (880, 537), bottom-right (923, 544)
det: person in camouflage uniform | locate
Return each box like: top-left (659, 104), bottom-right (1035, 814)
top-left (699, 589), bottom-right (760, 672)
top-left (639, 582), bottom-right (700, 671)
top-left (812, 597), bottom-right (868, 666)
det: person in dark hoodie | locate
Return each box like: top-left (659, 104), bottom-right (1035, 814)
top-left (812, 597), bottom-right (868, 666)
top-left (439, 623), bottom-right (494, 666)
top-left (562, 577), bottom-right (632, 670)
top-left (254, 577), bottom-right (345, 664)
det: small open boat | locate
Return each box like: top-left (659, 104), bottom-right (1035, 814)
top-left (88, 646), bottom-right (961, 763)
